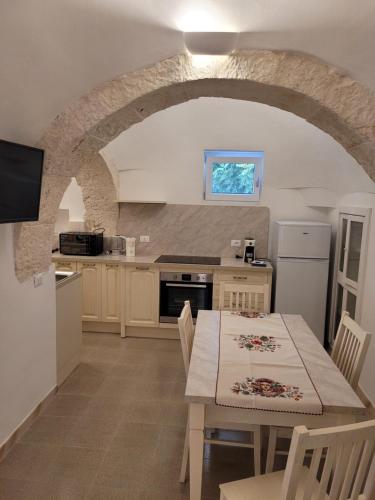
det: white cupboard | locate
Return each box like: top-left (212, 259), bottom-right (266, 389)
top-left (102, 263), bottom-right (121, 322)
top-left (125, 266), bottom-right (159, 327)
top-left (77, 262), bottom-right (102, 321)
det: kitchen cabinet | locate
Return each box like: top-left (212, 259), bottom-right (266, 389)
top-left (213, 270), bottom-right (271, 311)
top-left (329, 208), bottom-right (370, 345)
top-left (55, 260), bottom-right (77, 272)
top-left (125, 266), bottom-right (159, 327)
top-left (102, 263), bottom-right (121, 322)
top-left (77, 262), bottom-right (102, 321)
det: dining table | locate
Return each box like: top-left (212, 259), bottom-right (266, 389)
top-left (185, 310), bottom-right (367, 500)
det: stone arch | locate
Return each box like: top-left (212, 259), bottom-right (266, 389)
top-left (14, 50), bottom-right (375, 281)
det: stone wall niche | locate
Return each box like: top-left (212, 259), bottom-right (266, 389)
top-left (14, 50), bottom-right (375, 281)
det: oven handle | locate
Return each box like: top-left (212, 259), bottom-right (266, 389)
top-left (165, 283), bottom-right (207, 289)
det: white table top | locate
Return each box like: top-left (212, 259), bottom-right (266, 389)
top-left (185, 311), bottom-right (366, 415)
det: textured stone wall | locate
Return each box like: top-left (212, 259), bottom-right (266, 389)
top-left (14, 50), bottom-right (375, 281)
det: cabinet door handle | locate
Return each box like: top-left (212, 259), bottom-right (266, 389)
top-left (82, 263), bottom-right (96, 268)
top-left (106, 264), bottom-right (117, 268)
top-left (233, 276), bottom-right (247, 280)
top-left (136, 266), bottom-right (149, 271)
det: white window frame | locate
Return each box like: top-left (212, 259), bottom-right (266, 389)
top-left (203, 150), bottom-right (264, 202)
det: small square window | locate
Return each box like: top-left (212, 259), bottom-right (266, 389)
top-left (204, 150), bottom-right (263, 202)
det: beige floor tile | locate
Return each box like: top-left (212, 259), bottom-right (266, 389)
top-left (72, 361), bottom-right (115, 377)
top-left (0, 443), bottom-right (59, 482)
top-left (59, 373), bottom-right (106, 396)
top-left (84, 396), bottom-right (130, 419)
top-left (19, 416), bottom-right (75, 447)
top-left (48, 447), bottom-right (105, 485)
top-left (64, 416), bottom-right (120, 449)
top-left (110, 422), bottom-right (161, 451)
top-left (121, 400), bottom-right (164, 425)
top-left (94, 447), bottom-right (155, 490)
top-left (0, 478), bottom-right (40, 500)
top-left (86, 484), bottom-right (141, 500)
top-left (27, 478), bottom-right (88, 500)
top-left (42, 394), bottom-right (92, 417)
top-left (1, 337), bottom-right (265, 500)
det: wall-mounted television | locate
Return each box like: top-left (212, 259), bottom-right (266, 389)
top-left (0, 139), bottom-right (44, 224)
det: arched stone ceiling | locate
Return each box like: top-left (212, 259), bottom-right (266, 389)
top-left (14, 50), bottom-right (375, 281)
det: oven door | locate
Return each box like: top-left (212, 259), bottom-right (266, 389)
top-left (160, 281), bottom-right (213, 323)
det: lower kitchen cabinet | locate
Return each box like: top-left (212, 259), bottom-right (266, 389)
top-left (77, 262), bottom-right (102, 321)
top-left (212, 270), bottom-right (272, 311)
top-left (102, 263), bottom-right (121, 322)
top-left (55, 260), bottom-right (77, 272)
top-left (125, 266), bottom-right (159, 327)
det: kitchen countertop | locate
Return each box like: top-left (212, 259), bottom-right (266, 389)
top-left (52, 252), bottom-right (273, 272)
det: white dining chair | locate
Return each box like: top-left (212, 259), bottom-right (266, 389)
top-left (265, 311), bottom-right (371, 474)
top-left (178, 301), bottom-right (262, 483)
top-left (219, 282), bottom-right (270, 313)
top-left (220, 419), bottom-right (375, 500)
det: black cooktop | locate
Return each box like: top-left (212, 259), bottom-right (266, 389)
top-left (155, 255), bottom-right (221, 265)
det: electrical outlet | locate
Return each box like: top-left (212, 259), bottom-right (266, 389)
top-left (33, 273), bottom-right (43, 288)
top-left (140, 235), bottom-right (150, 243)
top-left (231, 240), bottom-right (241, 247)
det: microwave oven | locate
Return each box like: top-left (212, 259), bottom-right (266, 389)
top-left (59, 232), bottom-right (104, 256)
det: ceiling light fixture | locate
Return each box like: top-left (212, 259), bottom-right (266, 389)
top-left (183, 31), bottom-right (238, 56)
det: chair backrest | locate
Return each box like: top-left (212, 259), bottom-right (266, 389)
top-left (331, 311), bottom-right (371, 389)
top-left (281, 419), bottom-right (375, 500)
top-left (178, 300), bottom-right (195, 377)
top-left (219, 282), bottom-right (270, 313)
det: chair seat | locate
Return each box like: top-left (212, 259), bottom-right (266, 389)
top-left (220, 467), bottom-right (329, 500)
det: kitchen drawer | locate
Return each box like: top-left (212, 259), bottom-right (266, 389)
top-left (214, 271), bottom-right (268, 284)
top-left (55, 260), bottom-right (77, 272)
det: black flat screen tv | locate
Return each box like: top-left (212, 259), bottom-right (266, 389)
top-left (0, 139), bottom-right (44, 224)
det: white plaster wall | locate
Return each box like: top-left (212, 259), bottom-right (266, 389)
top-left (1, 1), bottom-right (375, 146)
top-left (59, 178), bottom-right (85, 222)
top-left (102, 98), bottom-right (373, 227)
top-left (332, 193), bottom-right (375, 405)
top-left (0, 224), bottom-right (56, 445)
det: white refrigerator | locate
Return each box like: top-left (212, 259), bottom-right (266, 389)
top-left (272, 221), bottom-right (331, 344)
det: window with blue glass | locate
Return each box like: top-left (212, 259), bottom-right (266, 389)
top-left (204, 150), bottom-right (263, 202)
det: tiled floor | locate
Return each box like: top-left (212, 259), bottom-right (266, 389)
top-left (0, 333), bottom-right (276, 499)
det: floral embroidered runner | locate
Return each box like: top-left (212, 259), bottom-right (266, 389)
top-left (215, 312), bottom-right (323, 415)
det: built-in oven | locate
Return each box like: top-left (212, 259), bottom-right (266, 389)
top-left (159, 272), bottom-right (213, 323)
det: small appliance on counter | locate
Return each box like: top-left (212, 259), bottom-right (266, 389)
top-left (243, 238), bottom-right (256, 263)
top-left (59, 231), bottom-right (104, 256)
top-left (103, 235), bottom-right (136, 256)
top-left (125, 237), bottom-right (136, 257)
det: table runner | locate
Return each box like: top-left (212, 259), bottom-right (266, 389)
top-left (215, 312), bottom-right (323, 415)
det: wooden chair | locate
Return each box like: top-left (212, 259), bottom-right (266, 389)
top-left (220, 419), bottom-right (375, 500)
top-left (178, 300), bottom-right (195, 377)
top-left (331, 311), bottom-right (371, 389)
top-left (265, 311), bottom-right (371, 474)
top-left (219, 282), bottom-right (270, 313)
top-left (178, 301), bottom-right (262, 483)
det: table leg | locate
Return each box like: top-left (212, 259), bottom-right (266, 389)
top-left (189, 403), bottom-right (205, 500)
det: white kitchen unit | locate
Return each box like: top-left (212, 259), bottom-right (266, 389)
top-left (213, 268), bottom-right (272, 311)
top-left (272, 221), bottom-right (331, 344)
top-left (125, 266), bottom-right (159, 327)
top-left (77, 262), bottom-right (102, 321)
top-left (56, 271), bottom-right (82, 386)
top-left (102, 263), bottom-right (121, 322)
top-left (329, 207), bottom-right (371, 345)
top-left (52, 254), bottom-right (273, 339)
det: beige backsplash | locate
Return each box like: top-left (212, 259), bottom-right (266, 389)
top-left (118, 204), bottom-right (269, 258)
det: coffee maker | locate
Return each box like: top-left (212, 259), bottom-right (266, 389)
top-left (243, 238), bottom-right (256, 263)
